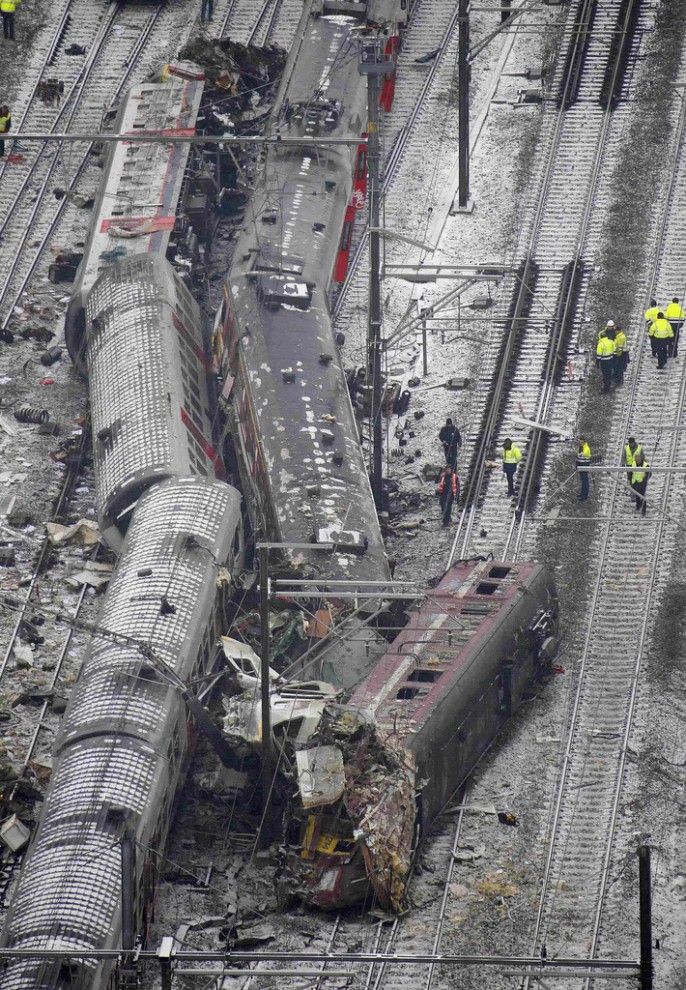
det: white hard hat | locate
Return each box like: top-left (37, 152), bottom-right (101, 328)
top-left (606, 319), bottom-right (615, 327)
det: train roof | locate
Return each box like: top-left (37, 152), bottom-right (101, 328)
top-left (58, 477), bottom-right (241, 749)
top-left (226, 14), bottom-right (387, 582)
top-left (349, 560), bottom-right (556, 731)
top-left (78, 62), bottom-right (204, 300)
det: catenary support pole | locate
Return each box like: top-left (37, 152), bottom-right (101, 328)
top-left (359, 42), bottom-right (387, 509)
top-left (119, 830), bottom-right (137, 989)
top-left (259, 545), bottom-right (273, 829)
top-left (638, 846), bottom-right (653, 990)
top-left (457, 0), bottom-right (470, 209)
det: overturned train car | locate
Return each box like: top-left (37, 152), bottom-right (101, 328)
top-left (282, 559), bottom-right (559, 910)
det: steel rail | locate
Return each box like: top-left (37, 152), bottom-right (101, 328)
top-left (0, 1), bottom-right (123, 245)
top-left (0, 2), bottom-right (165, 333)
top-left (446, 0), bottom-right (635, 567)
top-left (332, 0), bottom-right (459, 321)
top-left (504, 0), bottom-right (641, 562)
top-left (247, 0), bottom-right (282, 48)
top-left (364, 789), bottom-right (469, 990)
top-left (520, 32), bottom-right (686, 983)
top-left (0, 0), bottom-right (73, 190)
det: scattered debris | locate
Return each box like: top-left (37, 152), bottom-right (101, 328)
top-left (45, 519), bottom-right (101, 546)
top-left (0, 814), bottom-right (31, 852)
top-left (453, 844), bottom-right (485, 863)
top-left (497, 811), bottom-right (520, 827)
top-left (64, 560), bottom-right (113, 591)
top-left (12, 641), bottom-right (34, 668)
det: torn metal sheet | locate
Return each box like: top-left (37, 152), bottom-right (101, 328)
top-left (296, 746), bottom-right (345, 809)
top-left (45, 518), bottom-right (101, 546)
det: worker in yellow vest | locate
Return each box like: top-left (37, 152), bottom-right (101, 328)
top-left (613, 326), bottom-right (628, 385)
top-left (596, 329), bottom-right (616, 392)
top-left (0, 105), bottom-right (10, 158)
top-left (621, 437), bottom-right (643, 484)
top-left (502, 439), bottom-right (522, 496)
top-left (630, 452), bottom-right (651, 516)
top-left (650, 312), bottom-right (673, 369)
top-left (0, 0), bottom-right (20, 40)
top-left (577, 437), bottom-right (592, 501)
top-left (644, 298), bottom-right (660, 357)
top-left (665, 297), bottom-right (685, 357)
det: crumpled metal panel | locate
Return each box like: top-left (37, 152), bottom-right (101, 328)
top-left (86, 255), bottom-right (215, 532)
top-left (59, 477), bottom-right (242, 748)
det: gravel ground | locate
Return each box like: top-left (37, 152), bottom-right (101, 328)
top-left (2, 1), bottom-right (686, 988)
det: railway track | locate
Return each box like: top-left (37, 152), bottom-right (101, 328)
top-left (0, 0), bottom-right (166, 333)
top-left (333, 0), bottom-right (465, 323)
top-left (446, 0), bottom-right (649, 565)
top-left (517, 33), bottom-right (686, 977)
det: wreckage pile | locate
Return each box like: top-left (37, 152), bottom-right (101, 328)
top-left (281, 705), bottom-right (417, 913)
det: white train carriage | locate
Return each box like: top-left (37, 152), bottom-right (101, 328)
top-left (87, 255), bottom-right (221, 547)
top-left (0, 477), bottom-right (242, 990)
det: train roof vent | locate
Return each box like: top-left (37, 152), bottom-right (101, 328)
top-left (257, 274), bottom-right (312, 311)
top-left (287, 98), bottom-right (343, 135)
top-left (488, 566), bottom-right (511, 579)
top-left (254, 248), bottom-right (304, 276)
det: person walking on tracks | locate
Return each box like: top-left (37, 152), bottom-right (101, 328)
top-left (201, 0), bottom-right (214, 21)
top-left (645, 299), bottom-right (660, 357)
top-left (621, 437), bottom-right (643, 484)
top-left (438, 417), bottom-right (461, 467)
top-left (436, 465), bottom-right (460, 527)
top-left (630, 452), bottom-right (650, 516)
top-left (596, 328), bottom-right (616, 392)
top-left (650, 311), bottom-right (673, 369)
top-left (613, 325), bottom-right (628, 385)
top-left (0, 0), bottom-right (19, 39)
top-left (0, 105), bottom-right (10, 157)
top-left (502, 438), bottom-right (522, 497)
top-left (665, 297), bottom-right (685, 357)
top-left (577, 437), bottom-right (592, 502)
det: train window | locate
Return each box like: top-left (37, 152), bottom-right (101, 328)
top-left (475, 581), bottom-right (499, 595)
top-left (397, 686), bottom-right (420, 699)
top-left (488, 566), bottom-right (511, 579)
top-left (408, 669), bottom-right (442, 684)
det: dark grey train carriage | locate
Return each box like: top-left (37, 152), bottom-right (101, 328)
top-left (86, 255), bottom-right (220, 548)
top-left (0, 477), bottom-right (242, 990)
top-left (215, 0), bottom-right (404, 587)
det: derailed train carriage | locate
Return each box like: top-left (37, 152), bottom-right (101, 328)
top-left (281, 559), bottom-right (559, 910)
top-left (0, 478), bottom-right (243, 990)
top-left (214, 0), bottom-right (405, 586)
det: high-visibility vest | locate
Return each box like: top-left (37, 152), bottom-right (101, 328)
top-left (0, 113), bottom-right (10, 134)
top-left (437, 471), bottom-right (458, 496)
top-left (597, 336), bottom-right (615, 359)
top-left (614, 329), bottom-right (627, 354)
top-left (666, 301), bottom-right (685, 321)
top-left (503, 445), bottom-right (522, 464)
top-left (651, 318), bottom-right (674, 339)
top-left (631, 462), bottom-right (650, 485)
top-left (624, 443), bottom-right (643, 467)
top-left (577, 442), bottom-right (591, 466)
top-left (645, 305), bottom-right (660, 325)
top-left (0, 0), bottom-right (20, 12)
